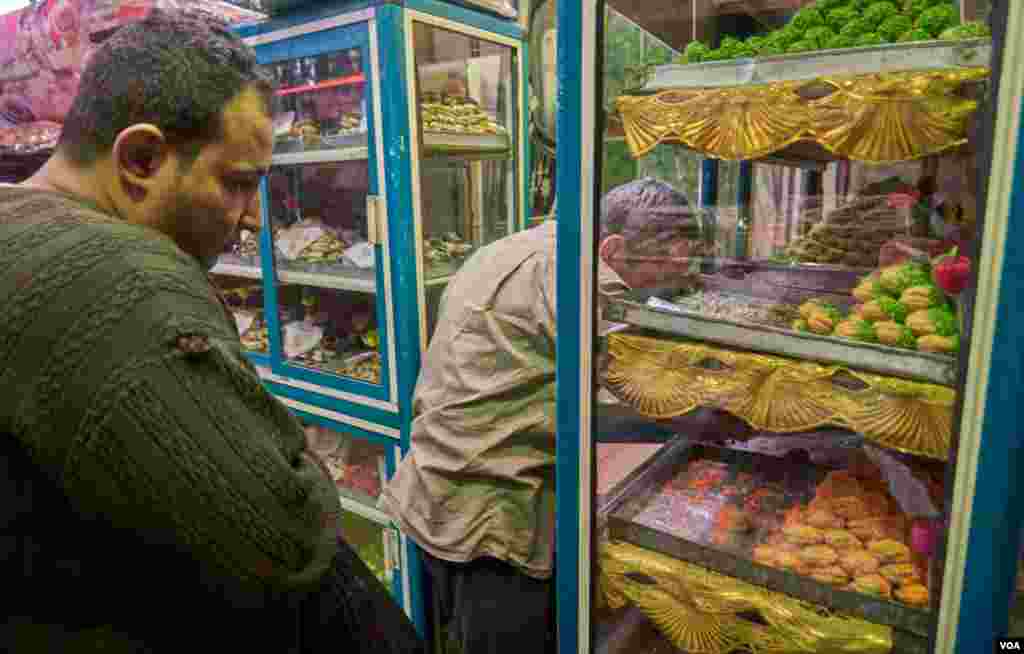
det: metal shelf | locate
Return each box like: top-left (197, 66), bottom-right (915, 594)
top-left (211, 261), bottom-right (378, 293)
top-left (271, 145), bottom-right (369, 166)
top-left (423, 131), bottom-right (511, 156)
top-left (606, 297), bottom-right (956, 386)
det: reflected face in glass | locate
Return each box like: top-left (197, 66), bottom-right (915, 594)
top-left (312, 86), bottom-right (362, 121)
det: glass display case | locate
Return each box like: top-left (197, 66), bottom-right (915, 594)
top-left (553, 0), bottom-right (1024, 653)
top-left (228, 1), bottom-right (528, 634)
top-left (405, 11), bottom-right (524, 342)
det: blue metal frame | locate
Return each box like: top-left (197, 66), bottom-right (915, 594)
top-left (953, 96), bottom-right (1024, 651)
top-left (253, 22), bottom-right (394, 403)
top-left (554, 1), bottom-right (586, 653)
top-left (404, 0), bottom-right (524, 39)
top-left (376, 4), bottom-right (429, 635)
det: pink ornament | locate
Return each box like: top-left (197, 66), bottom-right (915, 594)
top-left (911, 519), bottom-right (940, 555)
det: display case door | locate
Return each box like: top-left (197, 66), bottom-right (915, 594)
top-left (283, 399), bottom-right (412, 610)
top-left (401, 7), bottom-right (527, 349)
top-left (247, 14), bottom-right (399, 410)
top-left (553, 2), bottom-right (1024, 654)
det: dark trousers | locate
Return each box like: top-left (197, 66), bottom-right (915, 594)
top-left (422, 551), bottom-right (556, 654)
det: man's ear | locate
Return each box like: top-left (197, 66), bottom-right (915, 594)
top-left (599, 234), bottom-right (627, 264)
top-left (111, 124), bottom-right (173, 200)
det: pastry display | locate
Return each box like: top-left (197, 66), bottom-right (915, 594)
top-left (420, 93), bottom-right (507, 136)
top-left (839, 550), bottom-right (881, 577)
top-left (678, 5), bottom-right (979, 62)
top-left (791, 251), bottom-right (963, 355)
top-left (336, 352), bottom-right (382, 384)
top-left (742, 454), bottom-right (930, 607)
top-left (784, 186), bottom-right (914, 268)
top-left (663, 290), bottom-right (797, 329)
top-left (423, 233), bottom-right (475, 271)
top-left (296, 230), bottom-right (351, 264)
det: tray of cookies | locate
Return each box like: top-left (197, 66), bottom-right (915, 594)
top-left (605, 437), bottom-right (932, 638)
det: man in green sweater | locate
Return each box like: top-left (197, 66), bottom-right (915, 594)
top-left (0, 11), bottom-right (421, 654)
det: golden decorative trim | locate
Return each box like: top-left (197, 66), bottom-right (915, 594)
top-left (601, 540), bottom-right (893, 654)
top-left (604, 334), bottom-right (954, 460)
top-left (617, 68), bottom-right (989, 163)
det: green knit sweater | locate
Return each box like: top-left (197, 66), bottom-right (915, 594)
top-left (0, 186), bottom-right (344, 649)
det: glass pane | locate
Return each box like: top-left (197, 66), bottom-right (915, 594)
top-left (263, 48), bottom-right (367, 154)
top-left (302, 421), bottom-right (388, 506)
top-left (274, 284), bottom-right (381, 383)
top-left (410, 21), bottom-right (518, 304)
top-left (339, 508), bottom-right (393, 593)
top-left (266, 159), bottom-right (382, 385)
top-left (591, 0), bottom-right (997, 651)
top-left (211, 275), bottom-right (269, 355)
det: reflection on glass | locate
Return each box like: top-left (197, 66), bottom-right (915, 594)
top-left (263, 47), bottom-right (367, 154)
top-left (340, 509), bottom-right (393, 592)
top-left (276, 285), bottom-right (380, 384)
top-left (410, 21), bottom-right (518, 285)
top-left (212, 275), bottom-right (268, 354)
top-left (590, 0), bottom-right (996, 651)
top-left (268, 163), bottom-right (373, 278)
top-left (302, 421), bottom-right (387, 505)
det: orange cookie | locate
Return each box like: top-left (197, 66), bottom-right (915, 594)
top-left (831, 496), bottom-right (871, 521)
top-left (848, 573), bottom-right (892, 599)
top-left (774, 551), bottom-right (802, 571)
top-left (805, 509), bottom-right (844, 530)
top-left (752, 545), bottom-right (778, 567)
top-left (800, 545), bottom-right (839, 567)
top-left (839, 550), bottom-right (881, 576)
top-left (848, 517), bottom-right (890, 542)
top-left (783, 524), bottom-right (825, 546)
top-left (895, 584), bottom-right (930, 607)
top-left (868, 539), bottom-right (912, 564)
top-left (879, 563), bottom-right (921, 587)
top-left (810, 565), bottom-right (850, 586)
top-left (823, 529), bottom-right (862, 551)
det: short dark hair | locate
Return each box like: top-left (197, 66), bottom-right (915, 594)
top-left (58, 11), bottom-right (273, 167)
top-left (602, 176), bottom-right (692, 243)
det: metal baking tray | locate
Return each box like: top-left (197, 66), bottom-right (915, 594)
top-left (644, 39), bottom-right (992, 91)
top-left (604, 438), bottom-right (932, 639)
top-left (605, 286), bottom-right (956, 386)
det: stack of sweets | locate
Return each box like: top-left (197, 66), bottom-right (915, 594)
top-left (752, 459), bottom-right (930, 608)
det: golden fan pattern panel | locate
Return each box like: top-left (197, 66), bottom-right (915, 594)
top-left (604, 334), bottom-right (954, 460)
top-left (600, 541), bottom-right (893, 654)
top-left (617, 68), bottom-right (988, 163)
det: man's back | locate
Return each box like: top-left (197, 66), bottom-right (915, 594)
top-left (0, 186), bottom-right (335, 651)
